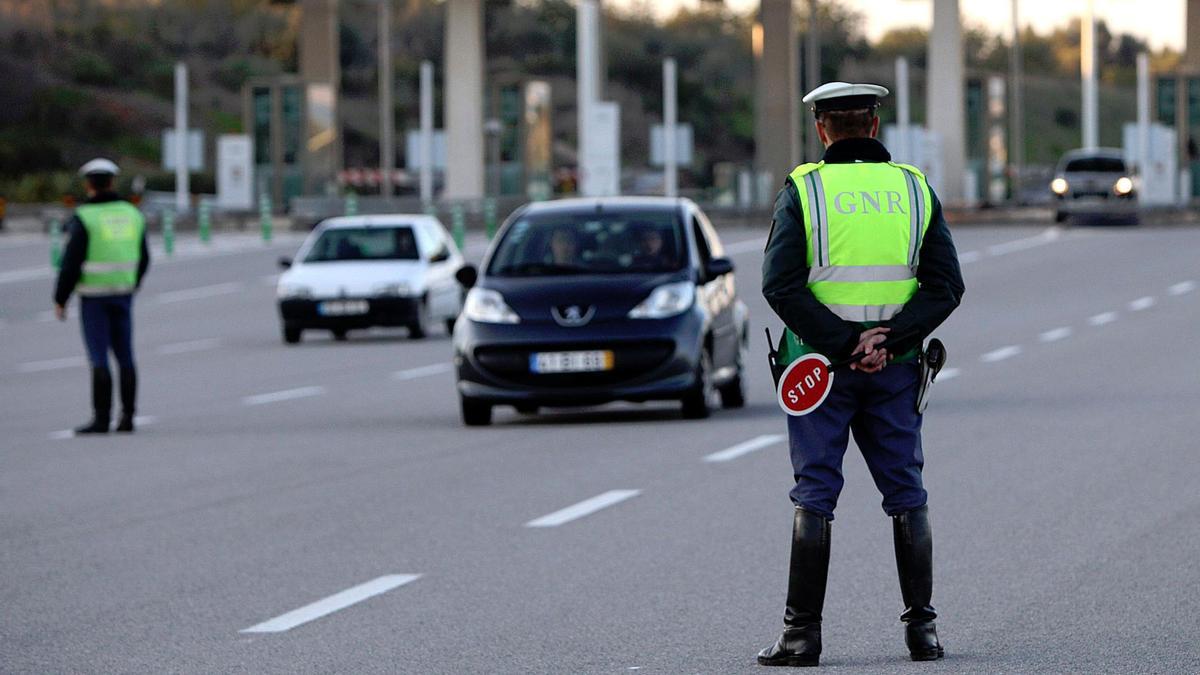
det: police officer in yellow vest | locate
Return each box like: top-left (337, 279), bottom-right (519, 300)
top-left (757, 83), bottom-right (964, 666)
top-left (54, 159), bottom-right (150, 435)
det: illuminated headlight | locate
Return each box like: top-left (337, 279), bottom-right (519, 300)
top-left (463, 287), bottom-right (520, 324)
top-left (277, 283), bottom-right (312, 299)
top-left (1050, 178), bottom-right (1069, 195)
top-left (372, 282), bottom-right (412, 297)
top-left (628, 281), bottom-right (695, 319)
top-left (1114, 176), bottom-right (1134, 195)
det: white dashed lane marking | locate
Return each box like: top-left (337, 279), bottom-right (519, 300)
top-left (1039, 327), bottom-right (1073, 343)
top-left (525, 490), bottom-right (641, 528)
top-left (17, 356), bottom-right (87, 373)
top-left (1128, 296), bottom-right (1156, 312)
top-left (935, 367), bottom-right (961, 382)
top-left (392, 363), bottom-right (453, 381)
top-left (980, 346), bottom-right (1022, 363)
top-left (984, 227), bottom-right (1062, 257)
top-left (1168, 280), bottom-right (1196, 296)
top-left (1088, 312), bottom-right (1118, 327)
top-left (153, 282), bottom-right (244, 305)
top-left (48, 416), bottom-right (157, 440)
top-left (957, 250), bottom-right (982, 264)
top-left (704, 434), bottom-right (785, 463)
top-left (155, 338), bottom-right (223, 355)
top-left (241, 386), bottom-right (326, 406)
top-left (240, 574), bottom-right (422, 634)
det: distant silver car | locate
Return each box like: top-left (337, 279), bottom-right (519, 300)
top-left (1050, 148), bottom-right (1136, 223)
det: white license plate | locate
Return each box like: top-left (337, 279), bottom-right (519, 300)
top-left (530, 350), bottom-right (614, 374)
top-left (318, 300), bottom-right (369, 316)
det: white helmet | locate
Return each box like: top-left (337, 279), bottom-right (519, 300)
top-left (79, 158), bottom-right (120, 177)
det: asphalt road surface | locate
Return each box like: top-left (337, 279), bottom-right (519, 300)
top-left (2, 223), bottom-right (1198, 674)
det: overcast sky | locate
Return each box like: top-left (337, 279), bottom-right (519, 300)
top-left (609, 0), bottom-right (1187, 51)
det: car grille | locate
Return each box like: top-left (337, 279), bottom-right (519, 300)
top-left (474, 340), bottom-right (675, 388)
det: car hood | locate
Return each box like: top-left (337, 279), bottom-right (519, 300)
top-left (483, 272), bottom-right (688, 325)
top-left (280, 260), bottom-right (428, 297)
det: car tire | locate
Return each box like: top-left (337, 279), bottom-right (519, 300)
top-left (681, 350), bottom-right (716, 420)
top-left (1054, 210), bottom-right (1067, 223)
top-left (444, 317), bottom-right (457, 336)
top-left (283, 325), bottom-right (302, 344)
top-left (461, 396), bottom-right (492, 426)
top-left (409, 298), bottom-right (430, 340)
top-left (719, 340), bottom-right (748, 409)
top-left (331, 328), bottom-right (348, 341)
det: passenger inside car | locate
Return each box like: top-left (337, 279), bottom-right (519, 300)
top-left (548, 227), bottom-right (580, 265)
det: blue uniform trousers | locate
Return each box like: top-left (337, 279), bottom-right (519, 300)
top-left (80, 295), bottom-right (136, 370)
top-left (787, 361), bottom-right (927, 520)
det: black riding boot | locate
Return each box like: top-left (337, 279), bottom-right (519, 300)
top-left (893, 505), bottom-right (944, 661)
top-left (115, 367), bottom-right (137, 432)
top-left (74, 367), bottom-right (112, 434)
top-left (758, 508), bottom-right (831, 667)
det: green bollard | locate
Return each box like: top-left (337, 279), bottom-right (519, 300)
top-left (345, 191), bottom-right (358, 217)
top-left (49, 218), bottom-right (63, 269)
top-left (162, 210), bottom-right (175, 256)
top-left (259, 194), bottom-right (273, 243)
top-left (198, 201), bottom-right (211, 244)
top-left (484, 197), bottom-right (497, 240)
top-left (451, 203), bottom-right (465, 251)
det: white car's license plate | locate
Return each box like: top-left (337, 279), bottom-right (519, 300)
top-left (530, 350), bottom-right (614, 373)
top-left (318, 300), bottom-right (369, 316)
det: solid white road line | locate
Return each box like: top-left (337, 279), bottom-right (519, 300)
top-left (17, 356), bottom-right (88, 373)
top-left (240, 574), bottom-right (422, 634)
top-left (1088, 312), bottom-right (1118, 326)
top-left (723, 238), bottom-right (766, 256)
top-left (153, 282), bottom-right (244, 305)
top-left (155, 338), bottom-right (223, 355)
top-left (935, 367), bottom-right (961, 382)
top-left (525, 489), bottom-right (641, 528)
top-left (1168, 280), bottom-right (1196, 296)
top-left (1129, 296), bottom-right (1156, 312)
top-left (980, 345), bottom-right (1022, 363)
top-left (704, 434), bottom-right (785, 463)
top-left (985, 227), bottom-right (1062, 257)
top-left (1039, 327), bottom-right (1073, 343)
top-left (392, 363), bottom-right (453, 381)
top-left (241, 386), bottom-right (326, 406)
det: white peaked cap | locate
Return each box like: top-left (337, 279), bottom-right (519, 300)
top-left (802, 82), bottom-right (890, 112)
top-left (79, 158), bottom-right (120, 176)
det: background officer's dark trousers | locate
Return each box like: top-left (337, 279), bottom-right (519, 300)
top-left (761, 362), bottom-right (942, 664)
top-left (77, 295), bottom-right (137, 433)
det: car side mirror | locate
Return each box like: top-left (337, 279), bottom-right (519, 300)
top-left (278, 257), bottom-right (292, 269)
top-left (455, 264), bottom-right (478, 289)
top-left (429, 248), bottom-right (451, 263)
top-left (705, 257), bottom-right (734, 279)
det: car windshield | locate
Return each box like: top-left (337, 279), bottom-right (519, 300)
top-left (304, 226), bottom-right (420, 263)
top-left (488, 211), bottom-right (686, 277)
top-left (1064, 157), bottom-right (1125, 173)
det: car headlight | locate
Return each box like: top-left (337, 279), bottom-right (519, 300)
top-left (372, 282), bottom-right (412, 297)
top-left (1050, 178), bottom-right (1069, 195)
top-left (277, 283), bottom-right (312, 299)
top-left (1114, 176), bottom-right (1134, 195)
top-left (628, 281), bottom-right (695, 319)
top-left (463, 287), bottom-right (520, 324)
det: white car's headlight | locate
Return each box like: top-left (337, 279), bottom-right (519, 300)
top-left (1050, 178), bottom-right (1069, 195)
top-left (277, 283), bottom-right (312, 299)
top-left (1114, 176), bottom-right (1134, 195)
top-left (372, 282), bottom-right (413, 297)
top-left (628, 281), bottom-right (695, 319)
top-left (463, 287), bottom-right (520, 324)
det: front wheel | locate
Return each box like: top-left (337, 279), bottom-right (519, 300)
top-left (409, 298), bottom-right (431, 340)
top-left (719, 343), bottom-right (748, 409)
top-left (461, 395), bottom-right (493, 426)
top-left (331, 328), bottom-right (348, 341)
top-left (283, 325), bottom-right (302, 344)
top-left (681, 350), bottom-right (717, 420)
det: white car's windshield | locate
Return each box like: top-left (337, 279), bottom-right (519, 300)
top-left (304, 226), bottom-right (420, 263)
top-left (488, 212), bottom-right (685, 277)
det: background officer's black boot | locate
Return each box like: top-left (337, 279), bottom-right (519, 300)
top-left (758, 508), bottom-right (831, 667)
top-left (116, 367), bottom-right (137, 432)
top-left (74, 367), bottom-right (112, 435)
top-left (893, 505), bottom-right (944, 661)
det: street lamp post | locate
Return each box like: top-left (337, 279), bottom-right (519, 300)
top-left (1081, 0), bottom-right (1099, 150)
top-left (379, 0), bottom-right (394, 199)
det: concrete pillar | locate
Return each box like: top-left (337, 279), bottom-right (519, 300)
top-left (927, 0), bottom-right (966, 204)
top-left (1081, 0), bottom-right (1099, 150)
top-left (1187, 0), bottom-right (1200, 71)
top-left (444, 0), bottom-right (485, 200)
top-left (755, 0), bottom-right (800, 188)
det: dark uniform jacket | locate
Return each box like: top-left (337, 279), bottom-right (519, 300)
top-left (762, 137), bottom-right (965, 360)
top-left (54, 192), bottom-right (151, 306)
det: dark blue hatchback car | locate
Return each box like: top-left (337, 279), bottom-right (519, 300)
top-left (453, 197), bottom-right (749, 426)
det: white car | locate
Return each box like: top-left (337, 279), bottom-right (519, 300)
top-left (276, 215), bottom-right (465, 344)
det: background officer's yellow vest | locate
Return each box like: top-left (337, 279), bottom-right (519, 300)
top-left (778, 160), bottom-right (932, 361)
top-left (76, 201), bottom-right (145, 296)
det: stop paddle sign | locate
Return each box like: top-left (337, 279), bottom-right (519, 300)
top-left (776, 353), bottom-right (834, 416)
